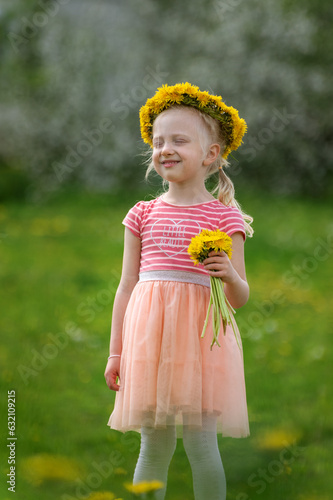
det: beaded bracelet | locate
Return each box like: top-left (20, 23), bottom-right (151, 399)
top-left (108, 354), bottom-right (120, 359)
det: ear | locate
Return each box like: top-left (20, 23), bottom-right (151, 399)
top-left (203, 143), bottom-right (220, 166)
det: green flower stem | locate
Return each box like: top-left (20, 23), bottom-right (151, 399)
top-left (202, 276), bottom-right (241, 350)
top-left (218, 279), bottom-right (241, 350)
top-left (211, 277), bottom-right (221, 348)
top-left (201, 294), bottom-right (213, 340)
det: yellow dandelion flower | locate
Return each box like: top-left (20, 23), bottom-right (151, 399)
top-left (168, 92), bottom-right (183, 104)
top-left (179, 82), bottom-right (199, 96)
top-left (197, 91), bottom-right (212, 108)
top-left (222, 146), bottom-right (231, 159)
top-left (188, 229), bottom-right (233, 263)
top-left (209, 94), bottom-right (223, 107)
top-left (139, 108), bottom-right (149, 124)
top-left (125, 480), bottom-right (164, 495)
top-left (227, 105), bottom-right (239, 117)
top-left (114, 467), bottom-right (128, 475)
top-left (214, 239), bottom-right (232, 258)
top-left (85, 492), bottom-right (116, 500)
top-left (256, 428), bottom-right (302, 451)
top-left (21, 453), bottom-right (82, 486)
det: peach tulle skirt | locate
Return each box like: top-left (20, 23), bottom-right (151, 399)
top-left (108, 279), bottom-right (249, 437)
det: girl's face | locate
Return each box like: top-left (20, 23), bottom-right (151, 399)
top-left (152, 107), bottom-right (218, 187)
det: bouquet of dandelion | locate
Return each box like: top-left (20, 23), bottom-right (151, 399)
top-left (188, 229), bottom-right (240, 350)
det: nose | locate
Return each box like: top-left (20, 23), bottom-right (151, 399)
top-left (160, 141), bottom-right (174, 156)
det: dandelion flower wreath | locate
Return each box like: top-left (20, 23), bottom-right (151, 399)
top-left (140, 82), bottom-right (247, 159)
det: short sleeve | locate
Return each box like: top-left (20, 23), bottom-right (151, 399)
top-left (219, 207), bottom-right (246, 240)
top-left (122, 202), bottom-right (144, 238)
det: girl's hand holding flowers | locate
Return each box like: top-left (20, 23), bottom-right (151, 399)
top-left (203, 250), bottom-right (238, 283)
top-left (188, 229), bottom-right (241, 350)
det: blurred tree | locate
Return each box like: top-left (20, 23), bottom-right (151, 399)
top-left (0, 0), bottom-right (331, 200)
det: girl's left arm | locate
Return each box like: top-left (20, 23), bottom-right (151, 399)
top-left (203, 232), bottom-right (249, 309)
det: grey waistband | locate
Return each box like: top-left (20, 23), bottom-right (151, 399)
top-left (139, 270), bottom-right (210, 288)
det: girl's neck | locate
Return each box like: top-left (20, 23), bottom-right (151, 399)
top-left (162, 184), bottom-right (215, 206)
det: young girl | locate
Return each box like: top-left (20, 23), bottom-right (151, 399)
top-left (105, 82), bottom-right (253, 500)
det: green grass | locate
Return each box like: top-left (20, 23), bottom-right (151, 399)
top-left (0, 188), bottom-right (332, 500)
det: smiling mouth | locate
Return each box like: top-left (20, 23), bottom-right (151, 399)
top-left (161, 160), bottom-right (180, 168)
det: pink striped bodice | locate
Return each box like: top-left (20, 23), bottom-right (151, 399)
top-left (123, 196), bottom-right (246, 276)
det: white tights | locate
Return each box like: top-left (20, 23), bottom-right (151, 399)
top-left (133, 416), bottom-right (226, 500)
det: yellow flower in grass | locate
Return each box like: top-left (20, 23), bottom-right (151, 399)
top-left (86, 492), bottom-right (117, 500)
top-left (256, 428), bottom-right (302, 451)
top-left (125, 480), bottom-right (164, 495)
top-left (114, 466), bottom-right (128, 475)
top-left (21, 453), bottom-right (82, 486)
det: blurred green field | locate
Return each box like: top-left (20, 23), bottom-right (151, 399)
top-left (0, 188), bottom-right (332, 500)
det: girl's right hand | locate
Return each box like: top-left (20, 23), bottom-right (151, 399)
top-left (104, 357), bottom-right (121, 391)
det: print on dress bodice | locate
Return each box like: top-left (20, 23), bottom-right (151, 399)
top-left (151, 219), bottom-right (201, 258)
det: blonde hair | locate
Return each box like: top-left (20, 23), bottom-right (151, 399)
top-left (144, 105), bottom-right (254, 237)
